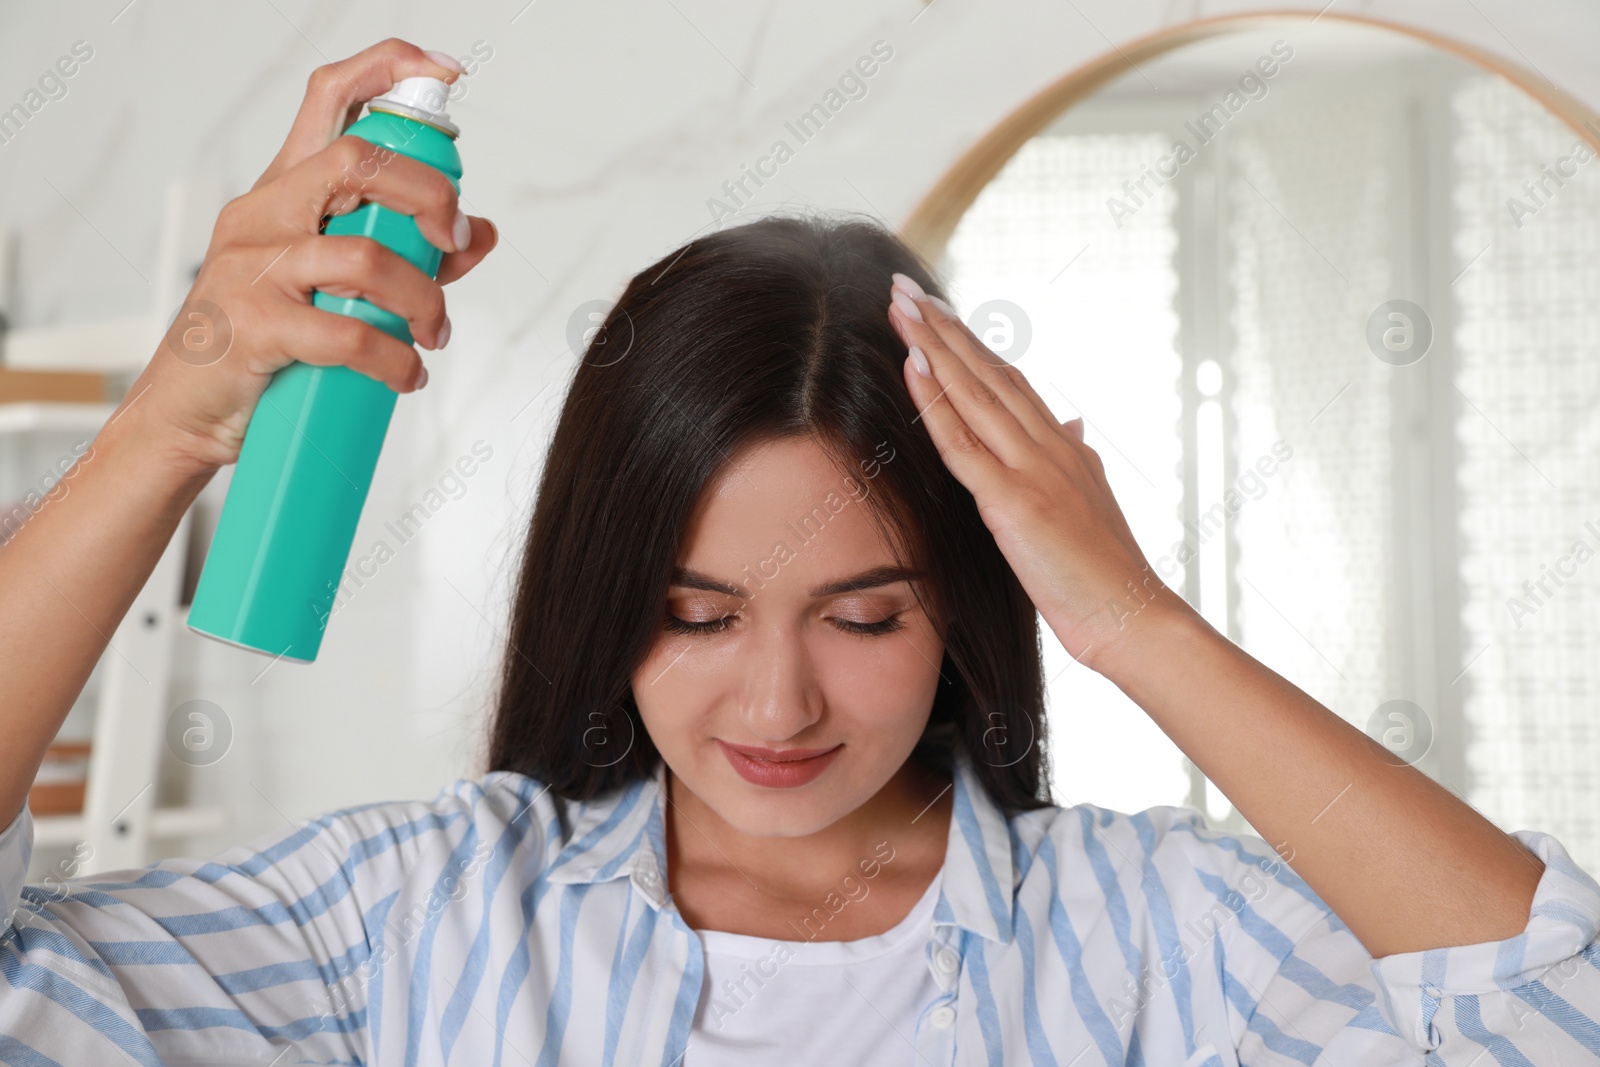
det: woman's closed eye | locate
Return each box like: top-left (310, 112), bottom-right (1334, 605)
top-left (662, 612), bottom-right (905, 637)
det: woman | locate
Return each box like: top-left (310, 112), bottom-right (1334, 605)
top-left (2, 38), bottom-right (1597, 1067)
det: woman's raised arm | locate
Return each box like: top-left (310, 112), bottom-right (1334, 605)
top-left (885, 277), bottom-right (1552, 955)
top-left (886, 274), bottom-right (1600, 1058)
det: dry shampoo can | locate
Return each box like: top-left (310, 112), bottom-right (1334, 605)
top-left (188, 76), bottom-right (463, 663)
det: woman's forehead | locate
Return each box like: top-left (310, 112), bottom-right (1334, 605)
top-left (677, 438), bottom-right (907, 592)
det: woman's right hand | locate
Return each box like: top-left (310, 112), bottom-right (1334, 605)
top-left (135, 37), bottom-right (498, 478)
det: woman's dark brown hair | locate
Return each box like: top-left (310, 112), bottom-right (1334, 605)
top-left (486, 211), bottom-right (1052, 812)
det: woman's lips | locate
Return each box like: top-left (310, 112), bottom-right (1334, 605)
top-left (717, 740), bottom-right (842, 788)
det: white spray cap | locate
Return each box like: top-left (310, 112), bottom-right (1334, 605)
top-left (368, 75), bottom-right (460, 137)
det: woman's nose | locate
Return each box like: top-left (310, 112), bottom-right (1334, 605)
top-left (737, 624), bottom-right (824, 741)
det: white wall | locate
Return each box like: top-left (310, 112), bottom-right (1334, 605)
top-left (3, 0), bottom-right (1597, 863)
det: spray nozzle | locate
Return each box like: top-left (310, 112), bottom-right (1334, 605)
top-left (368, 75), bottom-right (460, 137)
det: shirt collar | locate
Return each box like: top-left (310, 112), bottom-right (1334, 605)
top-left (542, 744), bottom-right (1016, 944)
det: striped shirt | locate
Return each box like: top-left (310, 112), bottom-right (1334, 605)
top-left (3, 743), bottom-right (1599, 1066)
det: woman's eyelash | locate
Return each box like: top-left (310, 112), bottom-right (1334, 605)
top-left (835, 615), bottom-right (904, 636)
top-left (664, 615), bottom-right (733, 636)
top-left (663, 614), bottom-right (904, 637)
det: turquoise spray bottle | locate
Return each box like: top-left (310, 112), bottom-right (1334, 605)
top-left (187, 76), bottom-right (463, 663)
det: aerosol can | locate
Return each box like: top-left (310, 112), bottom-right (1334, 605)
top-left (188, 75), bottom-right (463, 663)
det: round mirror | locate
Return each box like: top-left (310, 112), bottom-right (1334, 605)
top-left (914, 15), bottom-right (1600, 871)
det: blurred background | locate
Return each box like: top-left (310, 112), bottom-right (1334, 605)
top-left (3, 0), bottom-right (1598, 882)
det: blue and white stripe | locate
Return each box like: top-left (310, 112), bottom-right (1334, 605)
top-left (3, 744), bottom-right (1598, 1065)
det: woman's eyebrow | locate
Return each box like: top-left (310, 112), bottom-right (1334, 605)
top-left (808, 565), bottom-right (922, 598)
top-left (669, 564), bottom-right (921, 600)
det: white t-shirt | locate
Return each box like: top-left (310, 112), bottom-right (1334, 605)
top-left (684, 869), bottom-right (946, 1064)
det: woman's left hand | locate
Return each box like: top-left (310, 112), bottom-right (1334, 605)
top-left (886, 273), bottom-right (1187, 674)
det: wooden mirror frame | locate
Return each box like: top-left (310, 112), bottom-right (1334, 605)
top-left (900, 9), bottom-right (1600, 260)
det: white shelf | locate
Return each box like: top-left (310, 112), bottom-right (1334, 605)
top-left (33, 806), bottom-right (228, 850)
top-left (0, 401), bottom-right (116, 436)
top-left (1, 314), bottom-right (155, 373)
top-left (6, 182), bottom-right (225, 875)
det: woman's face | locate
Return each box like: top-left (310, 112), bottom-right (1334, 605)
top-left (631, 434), bottom-right (945, 839)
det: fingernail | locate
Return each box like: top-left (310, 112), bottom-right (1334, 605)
top-left (425, 49), bottom-right (465, 74)
top-left (485, 218), bottom-right (499, 250)
top-left (928, 295), bottom-right (956, 317)
top-left (909, 345), bottom-right (930, 377)
top-left (452, 209), bottom-right (471, 253)
top-left (891, 289), bottom-right (923, 323)
top-left (413, 363), bottom-right (430, 390)
top-left (891, 272), bottom-right (926, 299)
top-left (437, 315), bottom-right (452, 349)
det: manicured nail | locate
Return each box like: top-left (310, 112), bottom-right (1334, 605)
top-left (437, 315), bottom-right (452, 349)
top-left (425, 49), bottom-right (465, 74)
top-left (891, 289), bottom-right (923, 323)
top-left (413, 363), bottom-right (429, 390)
top-left (891, 272), bottom-right (926, 299)
top-left (452, 209), bottom-right (472, 253)
top-left (909, 345), bottom-right (930, 377)
top-left (928, 295), bottom-right (956, 317)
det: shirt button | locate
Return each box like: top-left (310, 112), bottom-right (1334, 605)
top-left (934, 948), bottom-right (960, 974)
top-left (929, 1005), bottom-right (956, 1029)
top-left (639, 868), bottom-right (658, 885)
